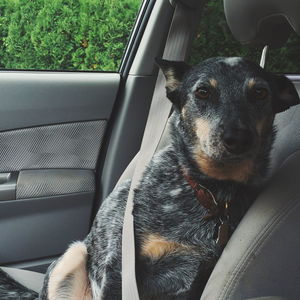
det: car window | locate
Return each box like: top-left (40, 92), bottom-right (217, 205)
top-left (0, 0), bottom-right (142, 71)
top-left (190, 0), bottom-right (300, 73)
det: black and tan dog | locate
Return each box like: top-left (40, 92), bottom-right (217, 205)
top-left (0, 57), bottom-right (299, 300)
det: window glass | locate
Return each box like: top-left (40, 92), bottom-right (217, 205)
top-left (0, 0), bottom-right (142, 71)
top-left (190, 0), bottom-right (300, 73)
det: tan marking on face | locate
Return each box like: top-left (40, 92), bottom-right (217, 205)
top-left (209, 78), bottom-right (218, 88)
top-left (194, 151), bottom-right (254, 183)
top-left (48, 242), bottom-right (92, 300)
top-left (141, 234), bottom-right (196, 260)
top-left (165, 69), bottom-right (180, 91)
top-left (194, 118), bottom-right (211, 142)
top-left (248, 78), bottom-right (256, 89)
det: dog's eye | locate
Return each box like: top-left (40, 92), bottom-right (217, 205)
top-left (254, 87), bottom-right (268, 100)
top-left (195, 87), bottom-right (210, 99)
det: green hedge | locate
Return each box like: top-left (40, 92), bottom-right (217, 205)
top-left (0, 0), bottom-right (299, 72)
top-left (0, 0), bottom-right (141, 71)
top-left (190, 0), bottom-right (300, 73)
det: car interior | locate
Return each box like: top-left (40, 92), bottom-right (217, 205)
top-left (0, 0), bottom-right (299, 299)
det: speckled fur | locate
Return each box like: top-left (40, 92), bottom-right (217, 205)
top-left (0, 268), bottom-right (38, 299)
top-left (0, 57), bottom-right (299, 300)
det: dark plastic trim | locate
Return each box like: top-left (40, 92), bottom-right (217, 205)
top-left (119, 0), bottom-right (156, 78)
top-left (0, 172), bottom-right (18, 201)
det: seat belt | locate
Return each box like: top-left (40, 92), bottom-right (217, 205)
top-left (121, 2), bottom-right (199, 299)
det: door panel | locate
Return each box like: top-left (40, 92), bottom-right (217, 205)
top-left (0, 72), bottom-right (119, 130)
top-left (0, 72), bottom-right (120, 271)
top-left (0, 192), bottom-right (94, 265)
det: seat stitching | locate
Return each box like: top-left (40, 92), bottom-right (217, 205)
top-left (218, 196), bottom-right (300, 300)
top-left (227, 199), bottom-right (299, 299)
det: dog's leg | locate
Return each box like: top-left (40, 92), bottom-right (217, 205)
top-left (138, 233), bottom-right (217, 299)
top-left (46, 241), bottom-right (92, 300)
top-left (137, 252), bottom-right (212, 300)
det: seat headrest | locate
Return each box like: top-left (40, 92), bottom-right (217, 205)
top-left (224, 0), bottom-right (300, 48)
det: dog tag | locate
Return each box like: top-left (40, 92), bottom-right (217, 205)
top-left (216, 221), bottom-right (229, 248)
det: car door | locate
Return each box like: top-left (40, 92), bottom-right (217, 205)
top-left (0, 0), bottom-right (177, 273)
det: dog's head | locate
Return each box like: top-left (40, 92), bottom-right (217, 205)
top-left (157, 57), bottom-right (300, 182)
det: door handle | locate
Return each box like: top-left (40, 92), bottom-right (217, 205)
top-left (0, 172), bottom-right (18, 201)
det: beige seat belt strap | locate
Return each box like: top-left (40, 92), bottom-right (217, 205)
top-left (121, 2), bottom-right (198, 299)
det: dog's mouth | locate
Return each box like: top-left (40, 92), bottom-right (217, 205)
top-left (193, 146), bottom-right (256, 182)
top-left (220, 148), bottom-right (256, 162)
top-left (197, 140), bottom-right (258, 165)
top-left (204, 155), bottom-right (250, 169)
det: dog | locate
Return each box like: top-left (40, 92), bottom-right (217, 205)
top-left (0, 57), bottom-right (299, 300)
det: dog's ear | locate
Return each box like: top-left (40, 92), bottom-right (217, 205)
top-left (155, 58), bottom-right (190, 106)
top-left (272, 74), bottom-right (300, 113)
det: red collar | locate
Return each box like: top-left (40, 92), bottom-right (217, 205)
top-left (182, 171), bottom-right (231, 219)
top-left (182, 169), bottom-right (231, 247)
top-left (183, 171), bottom-right (220, 220)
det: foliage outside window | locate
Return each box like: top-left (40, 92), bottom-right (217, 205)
top-left (190, 0), bottom-right (300, 73)
top-left (0, 0), bottom-right (141, 71)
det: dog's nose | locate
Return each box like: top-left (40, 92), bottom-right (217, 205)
top-left (222, 128), bottom-right (254, 154)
